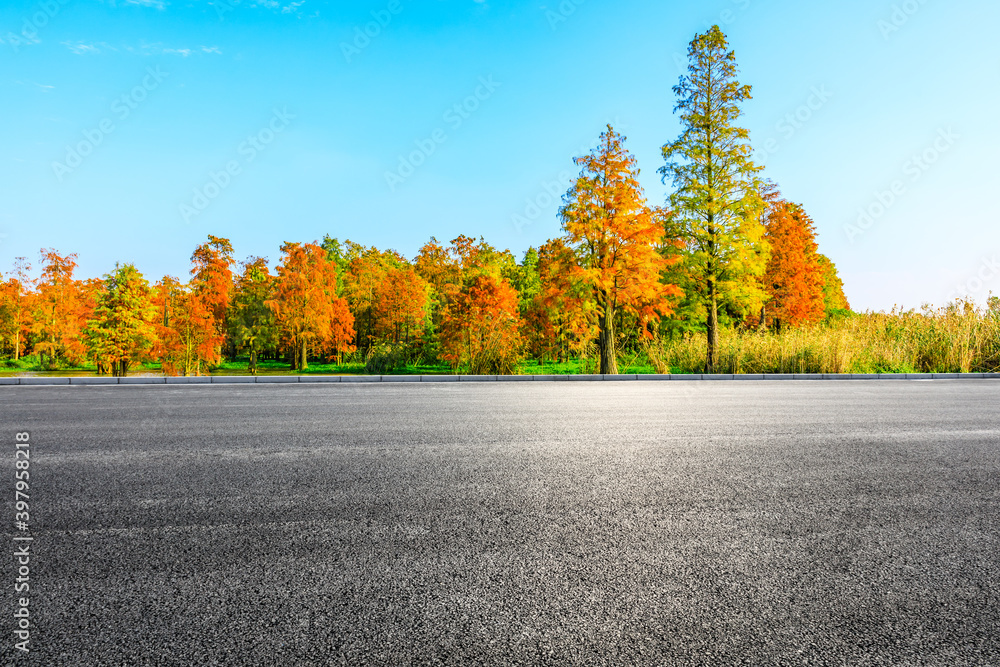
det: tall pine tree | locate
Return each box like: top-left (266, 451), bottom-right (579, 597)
top-left (661, 25), bottom-right (768, 373)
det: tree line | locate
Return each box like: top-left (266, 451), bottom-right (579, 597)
top-left (0, 26), bottom-right (849, 376)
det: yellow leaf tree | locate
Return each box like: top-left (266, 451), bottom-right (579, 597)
top-left (560, 125), bottom-right (680, 374)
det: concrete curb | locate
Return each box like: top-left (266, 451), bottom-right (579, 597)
top-left (2, 373), bottom-right (1000, 386)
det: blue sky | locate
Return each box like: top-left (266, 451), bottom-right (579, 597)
top-left (1, 0), bottom-right (998, 312)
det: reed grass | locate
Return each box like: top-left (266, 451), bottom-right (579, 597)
top-left (647, 300), bottom-right (1000, 374)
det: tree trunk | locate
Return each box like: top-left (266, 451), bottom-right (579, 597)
top-left (300, 338), bottom-right (308, 371)
top-left (598, 294), bottom-right (618, 375)
top-left (706, 280), bottom-right (719, 374)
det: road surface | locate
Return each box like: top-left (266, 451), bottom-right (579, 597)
top-left (2, 381), bottom-right (998, 665)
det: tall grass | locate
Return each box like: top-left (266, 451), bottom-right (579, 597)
top-left (648, 301), bottom-right (1000, 374)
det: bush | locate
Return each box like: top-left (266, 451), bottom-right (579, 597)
top-left (465, 347), bottom-right (519, 375)
top-left (364, 342), bottom-right (411, 374)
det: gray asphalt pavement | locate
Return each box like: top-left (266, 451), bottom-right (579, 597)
top-left (2, 381), bottom-right (999, 666)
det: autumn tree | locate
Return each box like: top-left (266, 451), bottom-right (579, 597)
top-left (151, 276), bottom-right (179, 371)
top-left (84, 264), bottom-right (157, 376)
top-left (524, 238), bottom-right (594, 363)
top-left (761, 201), bottom-right (827, 329)
top-left (0, 258), bottom-right (33, 360)
top-left (340, 243), bottom-right (406, 351)
top-left (661, 25), bottom-right (768, 372)
top-left (31, 249), bottom-right (89, 368)
top-left (190, 235), bottom-right (235, 358)
top-left (229, 257), bottom-right (277, 374)
top-left (373, 265), bottom-right (429, 345)
top-left (413, 235), bottom-right (520, 364)
top-left (561, 125), bottom-right (680, 374)
top-left (268, 242), bottom-right (355, 370)
top-left (414, 236), bottom-right (461, 300)
top-left (153, 278), bottom-right (221, 376)
top-left (439, 273), bottom-right (523, 375)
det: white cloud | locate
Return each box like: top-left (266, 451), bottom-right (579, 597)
top-left (61, 40), bottom-right (221, 57)
top-left (122, 0), bottom-right (167, 8)
top-left (116, 42), bottom-right (222, 56)
top-left (4, 33), bottom-right (42, 47)
top-left (244, 0), bottom-right (307, 14)
top-left (62, 41), bottom-right (114, 55)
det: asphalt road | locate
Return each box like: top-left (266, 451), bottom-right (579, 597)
top-left (2, 381), bottom-right (999, 666)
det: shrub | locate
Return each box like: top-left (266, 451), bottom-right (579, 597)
top-left (364, 342), bottom-right (411, 374)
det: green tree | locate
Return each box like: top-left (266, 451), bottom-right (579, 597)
top-left (816, 254), bottom-right (851, 316)
top-left (513, 247), bottom-right (542, 319)
top-left (660, 25), bottom-right (768, 372)
top-left (229, 257), bottom-right (277, 374)
top-left (85, 264), bottom-right (157, 377)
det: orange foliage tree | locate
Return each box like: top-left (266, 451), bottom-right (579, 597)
top-left (30, 249), bottom-right (90, 368)
top-left (414, 237), bottom-right (461, 300)
top-left (560, 126), bottom-right (681, 374)
top-left (439, 273), bottom-right (522, 374)
top-left (374, 265), bottom-right (429, 345)
top-left (190, 235), bottom-right (235, 358)
top-left (0, 258), bottom-right (34, 360)
top-left (415, 235), bottom-right (520, 366)
top-left (268, 242), bottom-right (355, 370)
top-left (152, 277), bottom-right (221, 376)
top-left (762, 200), bottom-right (827, 328)
top-left (524, 238), bottom-right (594, 363)
top-left (340, 243), bottom-right (406, 351)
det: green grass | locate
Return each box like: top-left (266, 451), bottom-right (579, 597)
top-left (0, 355), bottom-right (166, 377)
top-left (517, 358), bottom-right (659, 375)
top-left (208, 358), bottom-right (455, 376)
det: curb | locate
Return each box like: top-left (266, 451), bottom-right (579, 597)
top-left (1, 373), bottom-right (999, 386)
